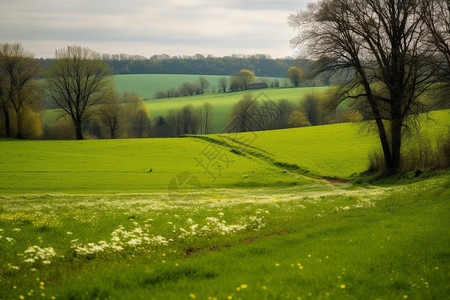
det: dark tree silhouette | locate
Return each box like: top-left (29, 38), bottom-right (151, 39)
top-left (46, 46), bottom-right (112, 140)
top-left (289, 0), bottom-right (450, 174)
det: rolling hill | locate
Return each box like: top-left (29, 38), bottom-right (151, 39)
top-left (2, 109), bottom-right (448, 193)
top-left (113, 74), bottom-right (291, 100)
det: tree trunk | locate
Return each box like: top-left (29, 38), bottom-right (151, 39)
top-left (75, 121), bottom-right (84, 140)
top-left (2, 106), bottom-right (11, 137)
top-left (16, 111), bottom-right (23, 139)
top-left (374, 117), bottom-right (393, 172)
top-left (364, 85), bottom-right (393, 173)
top-left (389, 112), bottom-right (403, 174)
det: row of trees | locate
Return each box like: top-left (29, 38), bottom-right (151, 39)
top-left (154, 70), bottom-right (288, 99)
top-left (40, 54), bottom-right (296, 78)
top-left (154, 77), bottom-right (211, 99)
top-left (0, 42), bottom-right (308, 140)
top-left (225, 93), bottom-right (363, 133)
top-left (44, 91), bottom-right (152, 140)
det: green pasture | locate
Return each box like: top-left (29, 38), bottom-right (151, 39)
top-left (113, 74), bottom-right (291, 100)
top-left (195, 110), bottom-right (449, 178)
top-left (0, 176), bottom-right (449, 299)
top-left (42, 85), bottom-right (329, 132)
top-left (144, 87), bottom-right (329, 133)
top-left (1, 109), bottom-right (449, 299)
top-left (0, 138), bottom-right (314, 194)
top-left (2, 109), bottom-right (449, 194)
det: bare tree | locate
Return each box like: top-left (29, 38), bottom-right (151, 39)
top-left (198, 77), bottom-right (210, 94)
top-left (422, 0), bottom-right (450, 109)
top-left (301, 93), bottom-right (321, 125)
top-left (226, 94), bottom-right (261, 132)
top-left (289, 0), bottom-right (449, 174)
top-left (46, 46), bottom-right (112, 140)
top-left (199, 102), bottom-right (213, 134)
top-left (0, 43), bottom-right (41, 138)
top-left (98, 93), bottom-right (124, 139)
top-left (273, 99), bottom-right (295, 129)
top-left (181, 104), bottom-right (200, 134)
top-left (219, 77), bottom-right (228, 93)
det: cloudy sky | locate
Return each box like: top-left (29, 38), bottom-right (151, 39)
top-left (0, 0), bottom-right (310, 59)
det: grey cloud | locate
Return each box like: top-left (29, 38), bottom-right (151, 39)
top-left (0, 0), bottom-right (308, 58)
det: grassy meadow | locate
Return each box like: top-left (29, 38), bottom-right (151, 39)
top-left (1, 110), bottom-right (449, 299)
top-left (42, 85), bottom-right (329, 133)
top-left (144, 86), bottom-right (329, 133)
top-left (113, 74), bottom-right (291, 100)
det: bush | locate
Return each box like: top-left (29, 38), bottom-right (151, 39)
top-left (43, 117), bottom-right (76, 140)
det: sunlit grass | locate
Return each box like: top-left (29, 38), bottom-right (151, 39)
top-left (1, 177), bottom-right (448, 299)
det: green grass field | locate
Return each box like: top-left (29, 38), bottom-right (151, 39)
top-left (42, 85), bottom-right (329, 133)
top-left (113, 74), bottom-right (291, 100)
top-left (144, 87), bottom-right (329, 133)
top-left (1, 111), bottom-right (449, 299)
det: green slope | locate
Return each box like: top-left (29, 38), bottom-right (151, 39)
top-left (144, 87), bottom-right (329, 133)
top-left (2, 110), bottom-right (447, 194)
top-left (113, 74), bottom-right (291, 100)
top-left (0, 138), bottom-right (313, 194)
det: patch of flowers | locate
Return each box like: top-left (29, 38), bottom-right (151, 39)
top-left (21, 246), bottom-right (57, 265)
top-left (71, 224), bottom-right (172, 257)
top-left (178, 214), bottom-right (266, 239)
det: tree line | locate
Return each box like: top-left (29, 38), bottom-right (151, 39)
top-left (39, 54), bottom-right (297, 78)
top-left (0, 43), bottom-right (310, 140)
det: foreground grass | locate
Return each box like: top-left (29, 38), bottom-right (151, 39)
top-left (0, 175), bottom-right (449, 299)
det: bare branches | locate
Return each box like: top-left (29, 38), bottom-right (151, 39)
top-left (46, 46), bottom-right (113, 140)
top-left (289, 0), bottom-right (448, 173)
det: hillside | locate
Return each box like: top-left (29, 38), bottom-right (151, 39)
top-left (1, 111), bottom-right (449, 300)
top-left (144, 86), bottom-right (329, 133)
top-left (43, 85), bottom-right (329, 132)
top-left (2, 109), bottom-right (448, 194)
top-left (113, 74), bottom-right (291, 100)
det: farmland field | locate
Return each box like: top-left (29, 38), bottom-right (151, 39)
top-left (113, 74), bottom-right (292, 100)
top-left (1, 112), bottom-right (449, 299)
top-left (43, 85), bottom-right (330, 133)
top-left (143, 87), bottom-right (330, 133)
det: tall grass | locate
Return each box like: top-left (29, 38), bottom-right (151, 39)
top-left (369, 128), bottom-right (450, 173)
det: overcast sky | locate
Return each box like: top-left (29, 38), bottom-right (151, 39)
top-left (0, 0), bottom-right (310, 59)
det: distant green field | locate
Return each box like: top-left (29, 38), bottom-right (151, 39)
top-left (113, 74), bottom-right (291, 100)
top-left (144, 87), bottom-right (329, 133)
top-left (43, 86), bottom-right (330, 132)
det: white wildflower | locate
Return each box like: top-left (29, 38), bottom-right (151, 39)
top-left (23, 246), bottom-right (56, 265)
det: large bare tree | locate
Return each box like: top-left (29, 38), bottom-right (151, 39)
top-left (46, 46), bottom-right (112, 140)
top-left (0, 43), bottom-right (41, 138)
top-left (289, 0), bottom-right (450, 174)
